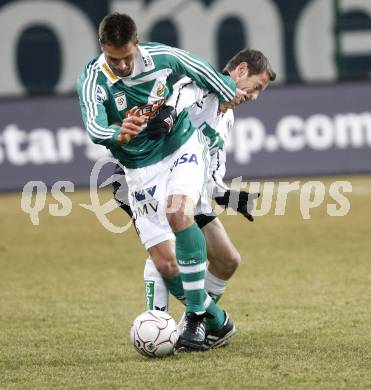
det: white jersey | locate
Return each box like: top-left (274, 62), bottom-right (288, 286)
top-left (167, 77), bottom-right (234, 197)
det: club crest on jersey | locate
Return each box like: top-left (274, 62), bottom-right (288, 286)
top-left (95, 85), bottom-right (107, 104)
top-left (114, 92), bottom-right (127, 111)
top-left (156, 82), bottom-right (166, 97)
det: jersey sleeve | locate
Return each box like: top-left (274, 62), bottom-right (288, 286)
top-left (206, 111), bottom-right (235, 198)
top-left (215, 109), bottom-right (234, 143)
top-left (166, 77), bottom-right (206, 116)
top-left (144, 44), bottom-right (236, 102)
top-left (207, 148), bottom-right (229, 199)
top-left (76, 65), bottom-right (121, 147)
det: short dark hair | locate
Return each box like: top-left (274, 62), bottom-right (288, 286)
top-left (224, 49), bottom-right (276, 81)
top-left (99, 13), bottom-right (137, 47)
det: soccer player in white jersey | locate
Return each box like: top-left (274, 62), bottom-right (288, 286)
top-left (113, 49), bottom-right (276, 348)
top-left (77, 13), bottom-right (250, 352)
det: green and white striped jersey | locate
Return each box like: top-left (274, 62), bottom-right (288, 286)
top-left (76, 42), bottom-right (236, 168)
top-left (167, 77), bottom-right (235, 155)
top-left (165, 76), bottom-right (235, 198)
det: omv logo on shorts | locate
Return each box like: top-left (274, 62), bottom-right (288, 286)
top-left (170, 153), bottom-right (198, 172)
top-left (133, 185), bottom-right (157, 202)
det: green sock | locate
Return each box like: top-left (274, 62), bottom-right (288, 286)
top-left (203, 294), bottom-right (226, 330)
top-left (163, 274), bottom-right (186, 305)
top-left (163, 274), bottom-right (225, 330)
top-left (208, 292), bottom-right (222, 304)
top-left (175, 223), bottom-right (207, 314)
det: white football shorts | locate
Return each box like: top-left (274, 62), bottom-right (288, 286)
top-left (124, 130), bottom-right (210, 250)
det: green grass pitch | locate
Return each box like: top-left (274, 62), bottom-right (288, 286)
top-left (1, 176), bottom-right (370, 389)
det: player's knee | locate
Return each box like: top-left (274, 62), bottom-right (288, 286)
top-left (167, 208), bottom-right (193, 232)
top-left (155, 259), bottom-right (178, 279)
top-left (224, 251), bottom-right (241, 277)
top-left (166, 195), bottom-right (195, 232)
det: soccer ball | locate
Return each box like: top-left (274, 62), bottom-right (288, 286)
top-left (130, 310), bottom-right (178, 357)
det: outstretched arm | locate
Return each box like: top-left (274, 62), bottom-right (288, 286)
top-left (142, 43), bottom-right (236, 102)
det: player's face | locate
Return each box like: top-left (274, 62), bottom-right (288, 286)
top-left (236, 71), bottom-right (270, 103)
top-left (101, 38), bottom-right (138, 77)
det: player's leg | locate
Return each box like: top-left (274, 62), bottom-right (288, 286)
top-left (200, 217), bottom-right (240, 347)
top-left (146, 239), bottom-right (185, 303)
top-left (122, 165), bottom-right (204, 346)
top-left (141, 215), bottom-right (230, 313)
top-left (142, 214), bottom-right (239, 312)
top-left (202, 217), bottom-right (241, 303)
top-left (111, 164), bottom-right (173, 311)
top-left (164, 194), bottom-right (209, 350)
top-left (112, 159), bottom-right (225, 314)
top-left (182, 214), bottom-right (237, 348)
top-left (146, 234), bottom-right (227, 352)
top-left (166, 130), bottom-right (230, 350)
top-left (143, 213), bottom-right (238, 348)
top-left (112, 162), bottom-right (185, 314)
top-left (165, 131), bottom-right (210, 318)
top-left (143, 257), bottom-right (169, 312)
top-left (115, 161), bottom-right (236, 320)
top-left (123, 159), bottom-right (189, 308)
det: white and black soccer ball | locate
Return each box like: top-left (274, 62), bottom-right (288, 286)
top-left (130, 310), bottom-right (178, 357)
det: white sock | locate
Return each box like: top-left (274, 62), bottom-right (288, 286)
top-left (205, 268), bottom-right (227, 299)
top-left (143, 257), bottom-right (169, 311)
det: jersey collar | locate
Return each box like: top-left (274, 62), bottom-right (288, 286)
top-left (97, 53), bottom-right (120, 84)
top-left (97, 45), bottom-right (155, 84)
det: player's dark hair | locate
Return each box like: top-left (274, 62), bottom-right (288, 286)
top-left (99, 13), bottom-right (137, 47)
top-left (224, 49), bottom-right (276, 81)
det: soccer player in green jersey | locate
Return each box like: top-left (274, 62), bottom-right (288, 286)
top-left (113, 49), bottom-right (276, 348)
top-left (77, 13), bottom-right (246, 352)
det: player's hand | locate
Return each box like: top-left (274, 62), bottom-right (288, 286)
top-left (116, 116), bottom-right (147, 144)
top-left (146, 105), bottom-right (177, 140)
top-left (236, 191), bottom-right (260, 221)
top-left (214, 190), bottom-right (260, 222)
top-left (219, 88), bottom-right (248, 112)
top-left (235, 88), bottom-right (248, 104)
